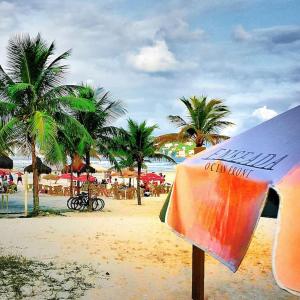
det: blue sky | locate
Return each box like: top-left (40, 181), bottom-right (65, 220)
top-left (0, 0), bottom-right (299, 136)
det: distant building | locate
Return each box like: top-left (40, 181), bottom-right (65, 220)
top-left (188, 149), bottom-right (194, 155)
top-left (164, 143), bottom-right (173, 148)
top-left (178, 150), bottom-right (186, 157)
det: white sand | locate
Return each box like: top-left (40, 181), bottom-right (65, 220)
top-left (0, 170), bottom-right (297, 299)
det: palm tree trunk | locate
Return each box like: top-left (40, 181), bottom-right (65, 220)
top-left (85, 151), bottom-right (90, 167)
top-left (194, 146), bottom-right (206, 154)
top-left (70, 159), bottom-right (74, 197)
top-left (76, 171), bottom-right (80, 195)
top-left (136, 163), bottom-right (142, 205)
top-left (87, 170), bottom-right (92, 211)
top-left (31, 139), bottom-right (39, 214)
top-left (86, 151), bottom-right (92, 211)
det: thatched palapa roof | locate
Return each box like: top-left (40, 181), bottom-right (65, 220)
top-left (0, 156), bottom-right (13, 169)
top-left (24, 157), bottom-right (51, 175)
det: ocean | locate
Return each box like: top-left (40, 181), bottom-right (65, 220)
top-left (12, 156), bottom-right (185, 173)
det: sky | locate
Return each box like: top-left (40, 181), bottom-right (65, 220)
top-left (0, 0), bottom-right (299, 137)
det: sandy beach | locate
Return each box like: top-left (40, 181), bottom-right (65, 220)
top-left (0, 175), bottom-right (297, 299)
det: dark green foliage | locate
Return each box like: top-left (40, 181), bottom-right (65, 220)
top-left (0, 34), bottom-right (95, 212)
top-left (74, 85), bottom-right (126, 168)
top-left (114, 119), bottom-right (176, 205)
top-left (157, 96), bottom-right (234, 147)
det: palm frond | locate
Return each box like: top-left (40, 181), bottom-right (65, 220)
top-left (7, 83), bottom-right (34, 100)
top-left (0, 101), bottom-right (16, 116)
top-left (168, 115), bottom-right (187, 127)
top-left (0, 117), bottom-right (19, 152)
top-left (150, 152), bottom-right (177, 164)
top-left (59, 96), bottom-right (95, 112)
top-left (30, 111), bottom-right (57, 152)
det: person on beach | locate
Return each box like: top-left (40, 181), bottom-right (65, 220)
top-left (8, 173), bottom-right (13, 182)
top-left (17, 172), bottom-right (23, 185)
top-left (2, 177), bottom-right (8, 193)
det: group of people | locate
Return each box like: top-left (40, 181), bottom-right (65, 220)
top-left (0, 172), bottom-right (22, 193)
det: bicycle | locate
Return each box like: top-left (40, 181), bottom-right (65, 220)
top-left (67, 192), bottom-right (105, 211)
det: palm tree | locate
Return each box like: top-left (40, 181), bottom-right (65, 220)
top-left (114, 119), bottom-right (175, 205)
top-left (156, 96), bottom-right (234, 150)
top-left (74, 85), bottom-right (126, 169)
top-left (46, 118), bottom-right (93, 197)
top-left (0, 34), bottom-right (94, 214)
top-left (112, 153), bottom-right (147, 187)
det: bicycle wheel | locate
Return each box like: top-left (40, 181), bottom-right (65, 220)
top-left (93, 198), bottom-right (105, 211)
top-left (97, 198), bottom-right (105, 211)
top-left (91, 198), bottom-right (99, 211)
top-left (67, 197), bottom-right (76, 209)
top-left (72, 198), bottom-right (82, 210)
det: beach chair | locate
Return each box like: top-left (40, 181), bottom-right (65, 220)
top-left (126, 188), bottom-right (135, 200)
top-left (119, 189), bottom-right (126, 199)
top-left (63, 187), bottom-right (70, 196)
top-left (153, 186), bottom-right (161, 197)
top-left (53, 185), bottom-right (63, 196)
top-left (43, 185), bottom-right (50, 194)
top-left (81, 182), bottom-right (88, 191)
top-left (106, 188), bottom-right (113, 197)
top-left (112, 187), bottom-right (122, 200)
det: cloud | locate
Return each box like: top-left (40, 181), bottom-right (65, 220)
top-left (232, 25), bottom-right (252, 42)
top-left (0, 0), bottom-right (299, 137)
top-left (232, 25), bottom-right (300, 51)
top-left (155, 18), bottom-right (205, 42)
top-left (128, 40), bottom-right (179, 72)
top-left (252, 106), bottom-right (278, 121)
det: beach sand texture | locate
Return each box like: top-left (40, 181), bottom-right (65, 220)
top-left (0, 191), bottom-right (297, 299)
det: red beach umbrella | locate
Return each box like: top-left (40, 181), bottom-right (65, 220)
top-left (140, 173), bottom-right (164, 183)
top-left (0, 169), bottom-right (11, 176)
top-left (59, 173), bottom-right (78, 180)
top-left (77, 175), bottom-right (96, 182)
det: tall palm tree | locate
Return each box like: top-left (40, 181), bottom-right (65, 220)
top-left (114, 119), bottom-right (175, 205)
top-left (46, 118), bottom-right (93, 197)
top-left (74, 85), bottom-right (126, 169)
top-left (0, 34), bottom-right (94, 214)
top-left (156, 96), bottom-right (234, 149)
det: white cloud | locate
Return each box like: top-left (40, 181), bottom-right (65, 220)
top-left (252, 106), bottom-right (278, 121)
top-left (128, 40), bottom-right (178, 72)
top-left (0, 0), bottom-right (298, 136)
top-left (232, 25), bottom-right (252, 41)
top-left (232, 24), bottom-right (300, 51)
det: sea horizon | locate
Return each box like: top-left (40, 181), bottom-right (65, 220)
top-left (11, 156), bottom-right (185, 173)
